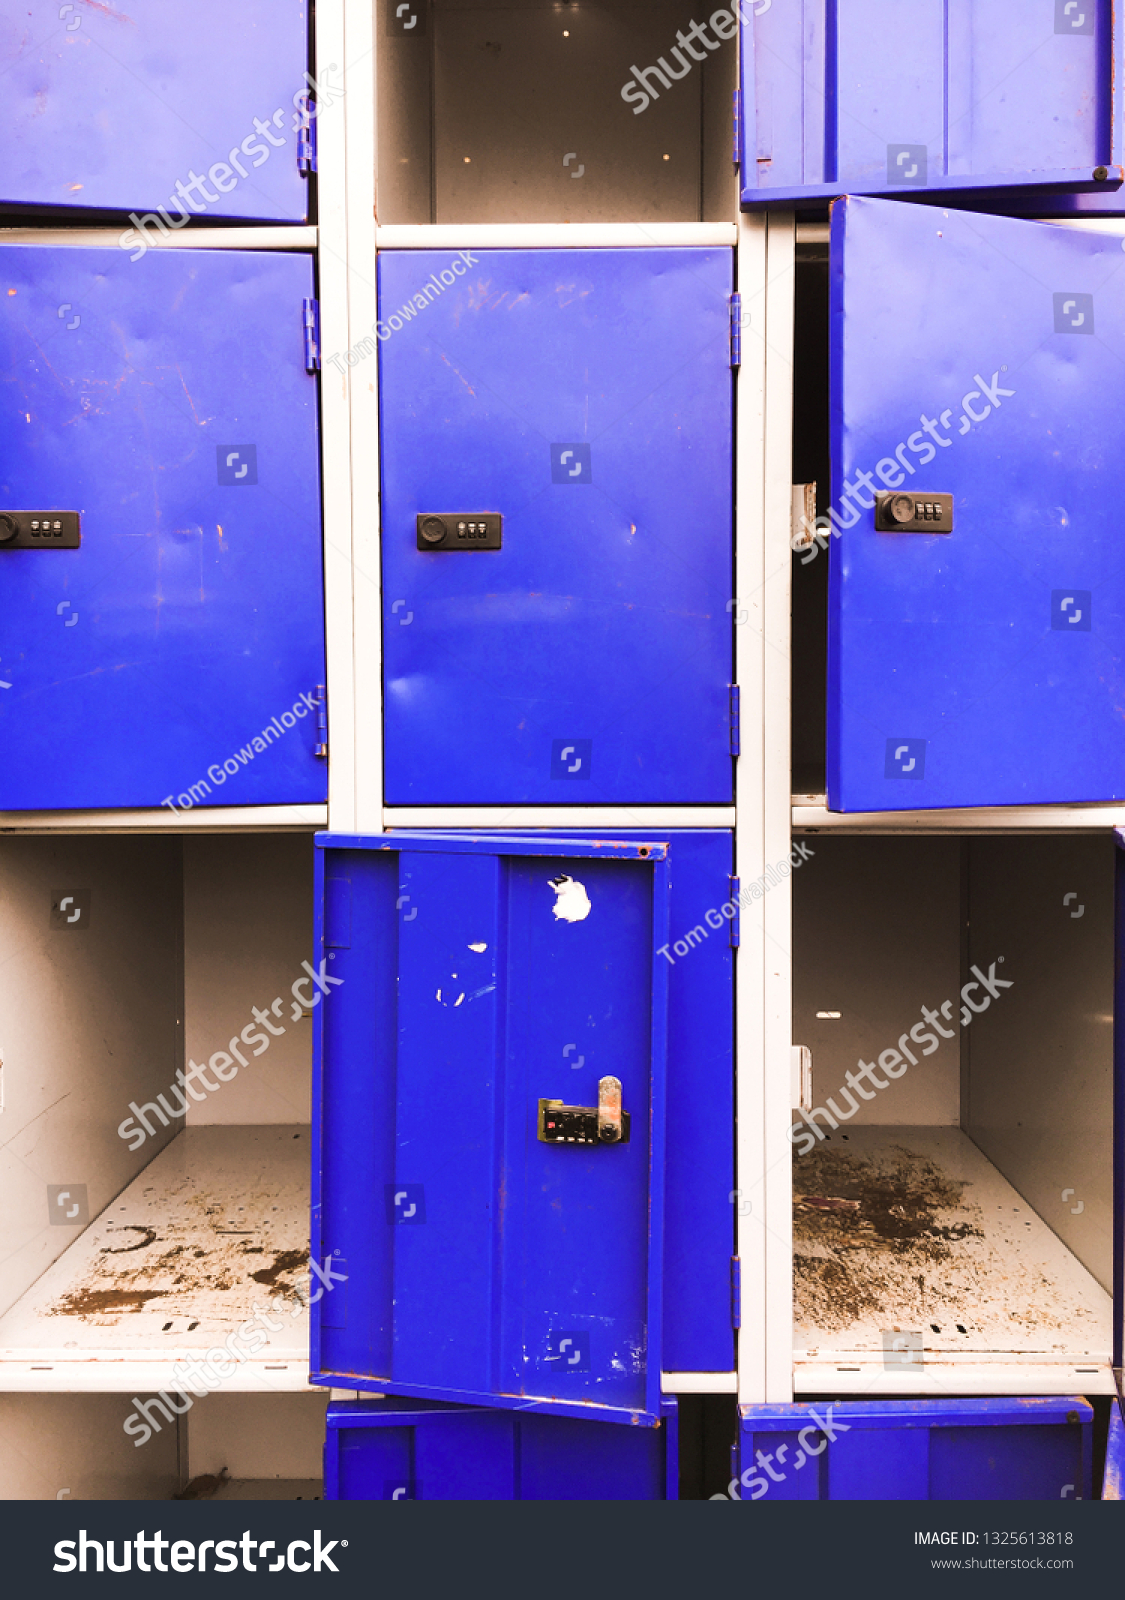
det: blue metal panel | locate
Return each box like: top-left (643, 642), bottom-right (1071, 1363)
top-left (2, 2), bottom-right (310, 221)
top-left (739, 1), bottom-right (1121, 208)
top-left (1103, 1402), bottom-right (1125, 1498)
top-left (827, 197), bottom-right (1125, 811)
top-left (0, 245), bottom-right (326, 811)
top-left (738, 1400), bottom-right (1094, 1501)
top-left (324, 1397), bottom-right (677, 1501)
top-left (378, 248), bottom-right (734, 805)
top-left (550, 830), bottom-right (735, 1374)
top-left (311, 833), bottom-right (670, 1424)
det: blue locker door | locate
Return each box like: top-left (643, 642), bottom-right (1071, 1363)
top-left (0, 245), bottom-right (326, 811)
top-left (739, 1), bottom-right (1118, 207)
top-left (2, 1), bottom-right (311, 221)
top-left (828, 197), bottom-right (1125, 811)
top-left (312, 833), bottom-right (670, 1424)
top-left (378, 248), bottom-right (734, 805)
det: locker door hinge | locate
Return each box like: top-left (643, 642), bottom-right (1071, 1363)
top-left (297, 101), bottom-right (318, 175)
top-left (728, 877), bottom-right (740, 947)
top-left (732, 89), bottom-right (742, 166)
top-left (729, 684), bottom-right (741, 755)
top-left (731, 1256), bottom-right (742, 1330)
top-left (729, 294), bottom-right (742, 368)
top-left (314, 683), bottom-right (328, 758)
top-left (303, 298), bottom-right (321, 372)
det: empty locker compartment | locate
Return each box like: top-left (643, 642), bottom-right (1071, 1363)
top-left (324, 1396), bottom-right (678, 1500)
top-left (789, 833), bottom-right (1115, 1395)
top-left (0, 244), bottom-right (326, 812)
top-left (377, 0), bottom-right (736, 226)
top-left (793, 198), bottom-right (1125, 812)
top-left (738, 2), bottom-right (1122, 211)
top-left (311, 829), bottom-right (736, 1418)
top-left (2, 1), bottom-right (313, 222)
top-left (379, 247), bottom-right (735, 806)
top-left (736, 1399), bottom-right (1094, 1501)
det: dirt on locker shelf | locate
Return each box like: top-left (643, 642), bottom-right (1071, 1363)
top-left (791, 1129), bottom-right (1108, 1353)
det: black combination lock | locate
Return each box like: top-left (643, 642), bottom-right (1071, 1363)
top-left (538, 1077), bottom-right (630, 1146)
top-left (0, 511), bottom-right (81, 549)
top-left (874, 492), bottom-right (953, 532)
top-left (416, 513), bottom-right (502, 551)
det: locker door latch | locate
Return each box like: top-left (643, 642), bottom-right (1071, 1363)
top-left (874, 492), bottom-right (953, 532)
top-left (538, 1076), bottom-right (631, 1145)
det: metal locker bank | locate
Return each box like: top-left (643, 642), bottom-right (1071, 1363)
top-left (7, 0), bottom-right (1125, 1517)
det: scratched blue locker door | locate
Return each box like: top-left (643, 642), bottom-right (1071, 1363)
top-left (0, 245), bottom-right (326, 810)
top-left (311, 832), bottom-right (670, 1425)
top-left (738, 0), bottom-right (1121, 209)
top-left (2, 0), bottom-right (312, 220)
top-left (827, 196), bottom-right (1125, 811)
top-left (378, 247), bottom-right (735, 804)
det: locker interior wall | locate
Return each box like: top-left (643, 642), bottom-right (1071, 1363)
top-left (186, 1391), bottom-right (329, 1482)
top-left (791, 254), bottom-right (830, 795)
top-left (375, 0), bottom-right (737, 224)
top-left (0, 1394), bottom-right (178, 1501)
top-left (963, 836), bottom-right (1114, 1292)
top-left (0, 836), bottom-right (182, 1320)
top-left (791, 836), bottom-right (962, 1125)
top-left (183, 835), bottom-right (315, 1127)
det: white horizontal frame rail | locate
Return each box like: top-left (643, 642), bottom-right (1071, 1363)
top-left (661, 1372), bottom-right (738, 1394)
top-left (0, 227), bottom-right (317, 251)
top-left (384, 808), bottom-right (737, 829)
top-left (376, 223), bottom-right (738, 250)
top-left (0, 806), bottom-right (325, 835)
top-left (794, 800), bottom-right (1125, 833)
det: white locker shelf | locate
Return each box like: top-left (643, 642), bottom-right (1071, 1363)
top-left (793, 1126), bottom-right (1113, 1396)
top-left (0, 1127), bottom-right (312, 1393)
top-left (793, 797), bottom-right (1125, 833)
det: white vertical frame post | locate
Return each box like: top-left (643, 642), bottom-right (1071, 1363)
top-left (735, 209), bottom-right (796, 1406)
top-left (317, 0), bottom-right (382, 835)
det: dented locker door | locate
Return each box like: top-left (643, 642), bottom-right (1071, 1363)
top-left (739, 1), bottom-right (1119, 208)
top-left (828, 197), bottom-right (1125, 811)
top-left (378, 248), bottom-right (734, 805)
top-left (2, 1), bottom-right (311, 221)
top-left (0, 245), bottom-right (326, 811)
top-left (311, 833), bottom-right (670, 1425)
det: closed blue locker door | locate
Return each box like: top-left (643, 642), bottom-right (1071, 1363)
top-left (2, 2), bottom-right (311, 221)
top-left (827, 197), bottom-right (1125, 811)
top-left (378, 248), bottom-right (734, 805)
top-left (0, 245), bottom-right (326, 811)
top-left (738, 1400), bottom-right (1093, 1501)
top-left (739, 1), bottom-right (1120, 207)
top-left (312, 833), bottom-right (669, 1424)
top-left (324, 1398), bottom-right (677, 1500)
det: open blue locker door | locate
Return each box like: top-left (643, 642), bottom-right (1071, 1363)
top-left (378, 248), bottom-right (734, 805)
top-left (2, 1), bottom-right (311, 220)
top-left (311, 832), bottom-right (670, 1425)
top-left (324, 1397), bottom-right (678, 1501)
top-left (738, 1), bottom-right (1122, 209)
top-left (0, 245), bottom-right (326, 811)
top-left (828, 197), bottom-right (1125, 811)
top-left (737, 1400), bottom-right (1094, 1501)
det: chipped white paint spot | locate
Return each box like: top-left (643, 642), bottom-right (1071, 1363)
top-left (454, 993), bottom-right (465, 1007)
top-left (550, 874), bottom-right (591, 923)
top-left (469, 942), bottom-right (488, 953)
